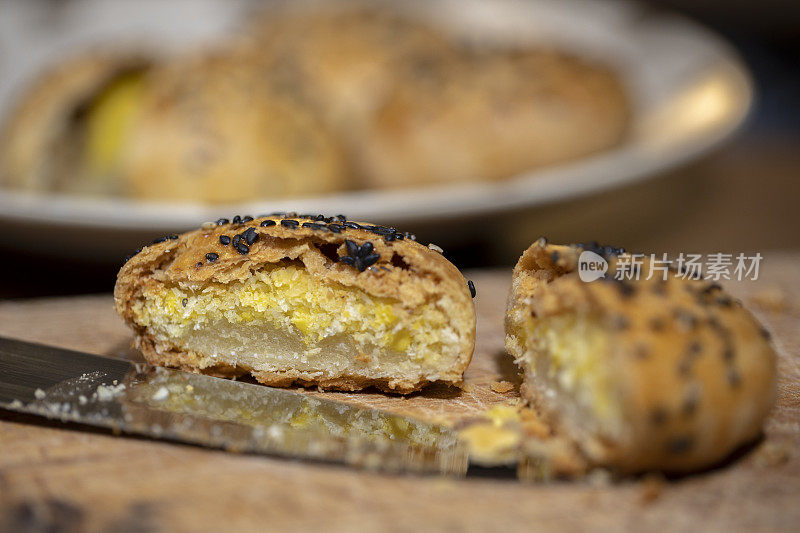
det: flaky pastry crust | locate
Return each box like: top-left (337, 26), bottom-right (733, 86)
top-left (115, 215), bottom-right (476, 393)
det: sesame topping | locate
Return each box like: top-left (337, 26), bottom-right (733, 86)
top-left (182, 298), bottom-right (188, 307)
top-left (340, 239), bottom-right (380, 272)
top-left (205, 252), bottom-right (219, 262)
top-left (666, 436), bottom-right (693, 454)
top-left (195, 262), bottom-right (203, 267)
top-left (242, 216), bottom-right (253, 222)
top-left (281, 219), bottom-right (299, 229)
top-left (219, 235), bottom-right (231, 245)
top-left (468, 280), bottom-right (476, 298)
top-left (260, 219), bottom-right (276, 227)
top-left (216, 218), bottom-right (229, 225)
top-left (235, 243), bottom-right (249, 255)
top-left (232, 215), bottom-right (242, 224)
top-left (243, 227), bottom-right (258, 245)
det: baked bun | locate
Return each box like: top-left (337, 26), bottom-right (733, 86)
top-left (505, 240), bottom-right (776, 473)
top-left (119, 45), bottom-right (352, 202)
top-left (115, 214), bottom-right (476, 393)
top-left (355, 49), bottom-right (629, 189)
top-left (0, 50), bottom-right (153, 194)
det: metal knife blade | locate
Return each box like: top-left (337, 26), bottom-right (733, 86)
top-left (0, 336), bottom-right (468, 476)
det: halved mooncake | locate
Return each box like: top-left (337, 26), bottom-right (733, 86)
top-left (115, 214), bottom-right (476, 393)
top-left (505, 240), bottom-right (777, 473)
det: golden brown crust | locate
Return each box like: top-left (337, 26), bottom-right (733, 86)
top-left (506, 240), bottom-right (777, 473)
top-left (115, 214), bottom-right (476, 393)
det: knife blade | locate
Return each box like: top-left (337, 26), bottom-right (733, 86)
top-left (0, 336), bottom-right (468, 476)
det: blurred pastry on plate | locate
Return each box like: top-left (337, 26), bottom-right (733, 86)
top-left (354, 48), bottom-right (630, 189)
top-left (0, 50), bottom-right (153, 195)
top-left (119, 45), bottom-right (352, 203)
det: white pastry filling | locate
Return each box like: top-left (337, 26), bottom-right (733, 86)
top-left (132, 263), bottom-right (464, 383)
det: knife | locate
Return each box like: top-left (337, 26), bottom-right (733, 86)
top-left (0, 336), bottom-right (469, 476)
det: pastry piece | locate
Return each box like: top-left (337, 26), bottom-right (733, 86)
top-left (0, 50), bottom-right (154, 194)
top-left (355, 48), bottom-right (629, 188)
top-left (115, 214), bottom-right (476, 393)
top-left (119, 45), bottom-right (352, 202)
top-left (505, 241), bottom-right (776, 473)
top-left (245, 5), bottom-right (459, 132)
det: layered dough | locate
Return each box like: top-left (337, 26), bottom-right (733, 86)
top-left (115, 215), bottom-right (476, 393)
top-left (506, 241), bottom-right (777, 473)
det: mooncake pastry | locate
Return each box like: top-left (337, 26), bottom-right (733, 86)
top-left (505, 240), bottom-right (776, 473)
top-left (119, 45), bottom-right (352, 202)
top-left (0, 50), bottom-right (153, 194)
top-left (115, 214), bottom-right (476, 393)
top-left (355, 48), bottom-right (629, 188)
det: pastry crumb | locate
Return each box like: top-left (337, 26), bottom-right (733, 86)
top-left (34, 388), bottom-right (46, 400)
top-left (639, 474), bottom-right (665, 504)
top-left (491, 380), bottom-right (514, 393)
top-left (753, 439), bottom-right (792, 468)
top-left (749, 286), bottom-right (789, 312)
top-left (457, 382), bottom-right (475, 393)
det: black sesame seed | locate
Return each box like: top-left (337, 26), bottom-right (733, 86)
top-left (195, 262), bottom-right (203, 267)
top-left (166, 234), bottom-right (179, 240)
top-left (667, 436), bottom-right (693, 454)
top-left (315, 214), bottom-right (326, 221)
top-left (219, 235), bottom-right (231, 245)
top-left (336, 214), bottom-right (347, 222)
top-left (383, 233), bottom-right (396, 242)
top-left (393, 232), bottom-right (404, 240)
top-left (339, 256), bottom-right (355, 266)
top-left (650, 407), bottom-right (668, 426)
top-left (359, 253), bottom-right (380, 271)
top-left (280, 219), bottom-right (299, 228)
top-left (242, 216), bottom-right (253, 222)
top-left (260, 219), bottom-right (276, 227)
top-left (205, 252), bottom-right (219, 262)
top-left (612, 315), bottom-right (630, 330)
top-left (359, 242), bottom-right (374, 257)
top-left (302, 222), bottom-right (328, 231)
top-left (344, 222), bottom-right (361, 230)
top-left (327, 223), bottom-right (342, 233)
top-left (232, 215), bottom-right (242, 224)
top-left (232, 234), bottom-right (242, 247)
top-left (235, 243), bottom-right (249, 255)
top-left (682, 387), bottom-right (700, 417)
top-left (216, 218), bottom-right (230, 225)
top-left (468, 280), bottom-right (476, 298)
top-left (345, 240), bottom-right (359, 257)
top-left (243, 227), bottom-right (258, 245)
top-left (617, 282), bottom-right (635, 298)
top-left (728, 367), bottom-right (741, 388)
top-left (152, 236), bottom-right (168, 244)
top-left (182, 298), bottom-right (188, 307)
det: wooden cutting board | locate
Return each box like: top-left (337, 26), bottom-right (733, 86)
top-left (1, 257), bottom-right (798, 532)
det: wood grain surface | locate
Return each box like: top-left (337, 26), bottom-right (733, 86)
top-left (0, 257), bottom-right (798, 532)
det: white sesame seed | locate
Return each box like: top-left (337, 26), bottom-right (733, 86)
top-left (428, 243), bottom-right (444, 253)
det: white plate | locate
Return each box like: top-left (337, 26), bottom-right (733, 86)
top-left (0, 0), bottom-right (752, 258)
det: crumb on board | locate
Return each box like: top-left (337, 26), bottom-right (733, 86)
top-left (639, 474), bottom-right (666, 505)
top-left (753, 439), bottom-right (792, 468)
top-left (34, 388), bottom-right (46, 400)
top-left (748, 286), bottom-right (789, 313)
top-left (456, 382), bottom-right (475, 393)
top-left (491, 380), bottom-right (515, 394)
